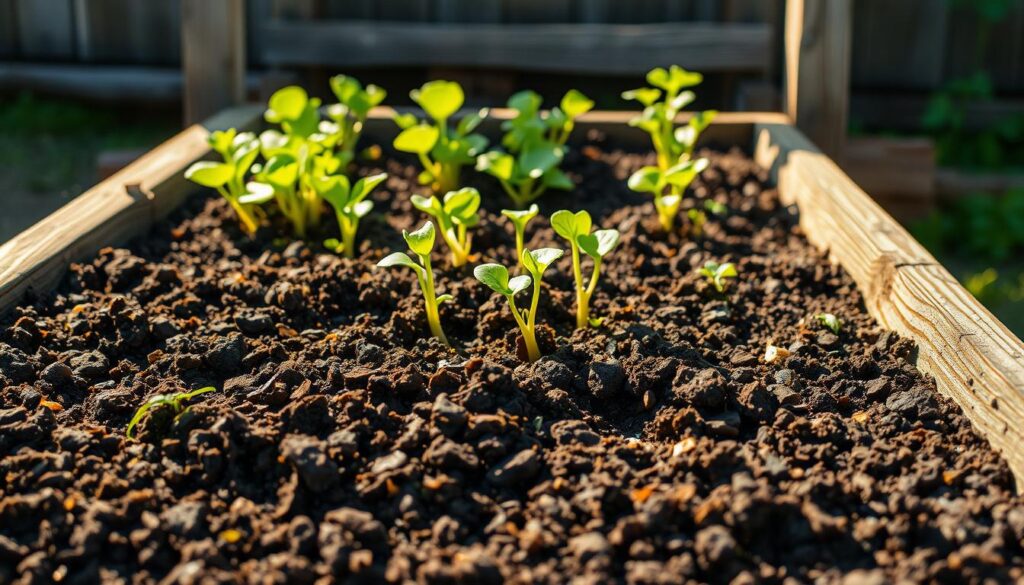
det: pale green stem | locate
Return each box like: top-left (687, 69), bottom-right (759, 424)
top-left (508, 293), bottom-right (540, 362)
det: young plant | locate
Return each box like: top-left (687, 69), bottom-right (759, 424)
top-left (816, 313), bottom-right (842, 335)
top-left (393, 80), bottom-right (488, 194)
top-left (317, 172), bottom-right (388, 258)
top-left (501, 204), bottom-right (540, 269)
top-left (126, 387), bottom-right (216, 440)
top-left (623, 65), bottom-right (717, 170)
top-left (377, 222), bottom-right (451, 346)
top-left (627, 158), bottom-right (709, 232)
top-left (325, 75), bottom-right (387, 168)
top-left (551, 210), bottom-right (621, 329)
top-left (411, 187), bottom-right (481, 268)
top-left (474, 248), bottom-right (564, 362)
top-left (687, 208), bottom-right (707, 238)
top-left (477, 89), bottom-right (593, 208)
top-left (698, 261), bottom-right (737, 294)
top-left (185, 129), bottom-right (266, 235)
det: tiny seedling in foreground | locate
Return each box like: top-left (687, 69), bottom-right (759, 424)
top-left (393, 80), bottom-right (488, 194)
top-left (623, 65), bottom-right (717, 170)
top-left (698, 261), bottom-right (737, 294)
top-left (501, 204), bottom-right (540, 269)
top-left (628, 158), bottom-right (709, 232)
top-left (477, 89), bottom-right (593, 208)
top-left (474, 248), bottom-right (564, 362)
top-left (126, 387), bottom-right (216, 440)
top-left (551, 210), bottom-right (621, 328)
top-left (317, 172), bottom-right (388, 258)
top-left (687, 208), bottom-right (707, 238)
top-left (377, 222), bottom-right (451, 346)
top-left (412, 187), bottom-right (481, 268)
top-left (185, 129), bottom-right (264, 234)
top-left (816, 313), bottom-right (842, 335)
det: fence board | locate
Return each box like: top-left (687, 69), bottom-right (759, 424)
top-left (851, 0), bottom-right (947, 91)
top-left (436, 0), bottom-right (501, 23)
top-left (260, 21), bottom-right (772, 74)
top-left (505, 0), bottom-right (571, 23)
top-left (0, 0), bottom-right (17, 57)
top-left (15, 0), bottom-right (74, 59)
top-left (75, 0), bottom-right (179, 64)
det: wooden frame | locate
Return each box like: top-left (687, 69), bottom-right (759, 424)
top-left (1, 107), bottom-right (1021, 488)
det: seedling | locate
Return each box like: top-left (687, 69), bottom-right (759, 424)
top-left (698, 261), bottom-right (737, 294)
top-left (126, 387), bottom-right (216, 440)
top-left (623, 65), bottom-right (717, 170)
top-left (627, 158), bottom-right (709, 232)
top-left (551, 210), bottom-right (621, 328)
top-left (687, 209), bottom-right (707, 238)
top-left (501, 204), bottom-right (540, 269)
top-left (253, 86), bottom-right (345, 238)
top-left (474, 248), bottom-right (564, 362)
top-left (393, 80), bottom-right (488, 194)
top-left (816, 313), bottom-right (842, 335)
top-left (185, 129), bottom-right (265, 234)
top-left (478, 90), bottom-right (593, 207)
top-left (318, 173), bottom-right (388, 258)
top-left (411, 187), bottom-right (481, 268)
top-left (377, 222), bottom-right (451, 346)
top-left (326, 75), bottom-right (387, 168)
top-left (704, 199), bottom-right (728, 216)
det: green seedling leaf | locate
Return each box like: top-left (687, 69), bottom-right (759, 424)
top-left (476, 151), bottom-right (515, 181)
top-left (185, 161), bottom-right (233, 188)
top-left (522, 247), bottom-right (564, 276)
top-left (126, 387), bottom-right (215, 440)
top-left (578, 229), bottom-right (621, 259)
top-left (377, 252), bottom-right (420, 270)
top-left (561, 89), bottom-right (595, 119)
top-left (239, 182), bottom-right (276, 205)
top-left (705, 199), bottom-right (728, 215)
top-left (456, 108), bottom-right (488, 136)
top-left (698, 261), bottom-right (738, 294)
top-left (627, 166), bottom-right (664, 193)
top-left (411, 194), bottom-right (441, 214)
top-left (622, 87), bottom-right (662, 107)
top-left (266, 86), bottom-right (308, 121)
top-left (509, 90), bottom-right (543, 115)
top-left (443, 188), bottom-right (481, 223)
top-left (501, 204), bottom-right (540, 228)
top-left (519, 144), bottom-right (563, 178)
top-left (474, 263), bottom-right (514, 295)
top-left (394, 125), bottom-right (440, 154)
top-left (542, 168), bottom-right (574, 191)
top-left (394, 112), bottom-right (419, 130)
top-left (816, 313), bottom-right (842, 335)
top-left (551, 209), bottom-right (593, 240)
top-left (351, 172), bottom-right (388, 203)
top-left (411, 80), bottom-right (464, 121)
top-left (403, 222), bottom-right (436, 257)
top-left (647, 65), bottom-right (702, 95)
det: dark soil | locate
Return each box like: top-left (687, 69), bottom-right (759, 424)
top-left (1, 132), bottom-right (1022, 585)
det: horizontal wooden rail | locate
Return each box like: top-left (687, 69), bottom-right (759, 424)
top-left (259, 21), bottom-right (772, 74)
top-left (755, 122), bottom-right (1024, 487)
top-left (0, 105), bottom-right (264, 315)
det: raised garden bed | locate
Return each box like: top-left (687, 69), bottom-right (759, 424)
top-left (0, 106), bottom-right (1023, 584)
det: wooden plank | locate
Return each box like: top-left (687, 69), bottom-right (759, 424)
top-left (0, 105), bottom-right (263, 317)
top-left (0, 0), bottom-right (18, 57)
top-left (260, 21), bottom-right (772, 74)
top-left (378, 0), bottom-right (430, 22)
top-left (505, 0), bottom-right (571, 23)
top-left (754, 122), bottom-right (1024, 489)
top-left (784, 0), bottom-right (851, 161)
top-left (15, 0), bottom-right (74, 59)
top-left (75, 0), bottom-right (180, 65)
top-left (850, 0), bottom-right (948, 91)
top-left (181, 0), bottom-right (246, 125)
top-left (435, 0), bottom-right (500, 23)
top-left (0, 62), bottom-right (183, 102)
top-left (843, 136), bottom-right (937, 222)
top-left (935, 169), bottom-right (1024, 202)
top-left (851, 92), bottom-right (1024, 133)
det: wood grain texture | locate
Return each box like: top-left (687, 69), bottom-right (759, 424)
top-left (0, 105), bottom-right (263, 316)
top-left (784, 0), bottom-right (851, 161)
top-left (181, 0), bottom-right (246, 125)
top-left (755, 122), bottom-right (1024, 488)
top-left (259, 20), bottom-right (772, 74)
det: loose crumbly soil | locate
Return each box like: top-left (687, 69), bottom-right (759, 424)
top-left (1, 131), bottom-right (1022, 585)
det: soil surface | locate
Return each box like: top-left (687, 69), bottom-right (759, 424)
top-left (1, 132), bottom-right (1022, 585)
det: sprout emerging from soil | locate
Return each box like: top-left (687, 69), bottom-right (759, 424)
top-left (412, 187), bottom-right (481, 268)
top-left (698, 261), bottom-right (737, 294)
top-left (474, 248), bottom-right (564, 362)
top-left (326, 74), bottom-right (387, 168)
top-left (705, 199), bottom-right (728, 216)
top-left (393, 80), bottom-right (488, 194)
top-left (627, 158), bottom-right (709, 232)
top-left (185, 129), bottom-right (264, 235)
top-left (476, 89), bottom-right (593, 208)
top-left (551, 210), bottom-right (621, 329)
top-left (622, 65), bottom-right (717, 170)
top-left (501, 204), bottom-right (540, 270)
top-left (319, 172), bottom-right (388, 258)
top-left (816, 312), bottom-right (843, 335)
top-left (126, 386), bottom-right (216, 440)
top-left (687, 208), bottom-right (707, 238)
top-left (377, 222), bottom-right (451, 346)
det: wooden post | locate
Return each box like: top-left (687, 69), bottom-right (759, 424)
top-left (784, 0), bottom-right (851, 161)
top-left (181, 0), bottom-right (246, 125)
